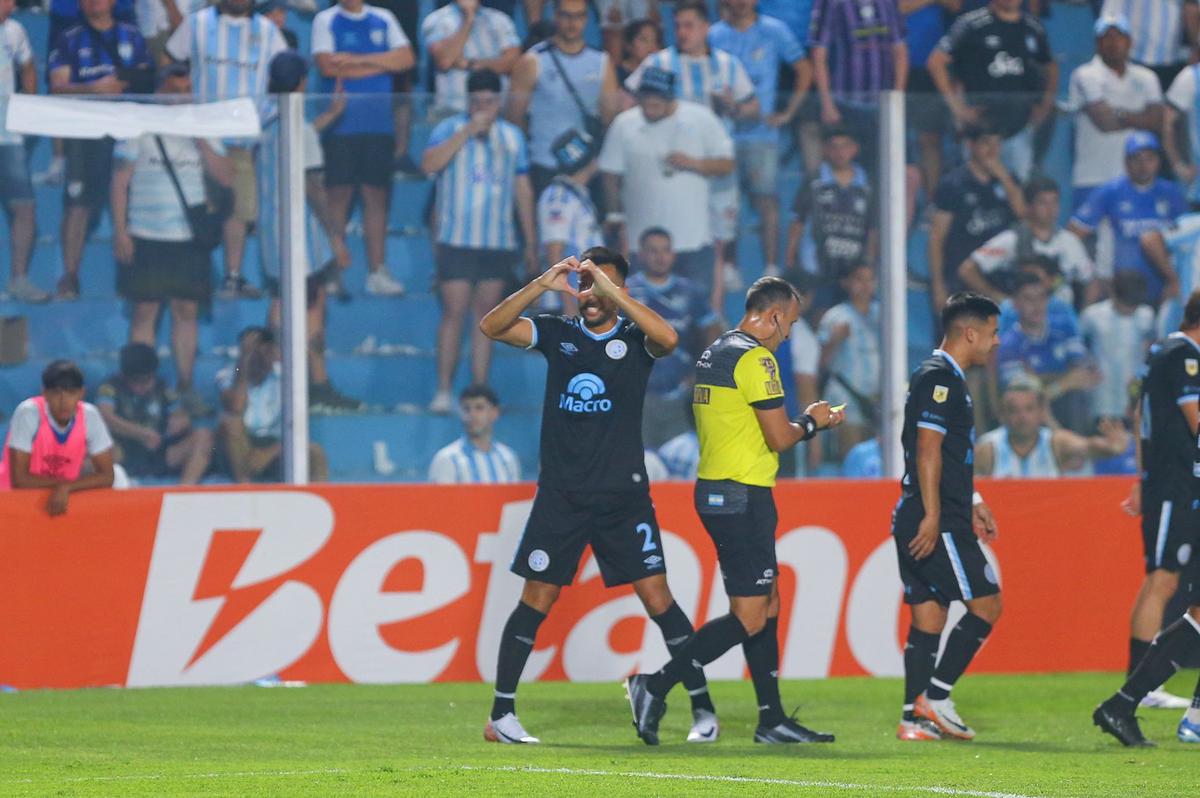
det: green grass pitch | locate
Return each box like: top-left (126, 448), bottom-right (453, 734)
top-left (0, 672), bottom-right (1195, 797)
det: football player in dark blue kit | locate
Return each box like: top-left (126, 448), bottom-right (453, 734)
top-left (477, 249), bottom-right (720, 745)
top-left (892, 293), bottom-right (1003, 743)
top-left (1094, 291), bottom-right (1200, 747)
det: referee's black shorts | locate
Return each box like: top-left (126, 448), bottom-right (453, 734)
top-left (695, 479), bottom-right (777, 597)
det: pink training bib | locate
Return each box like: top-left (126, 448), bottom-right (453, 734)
top-left (0, 396), bottom-right (88, 491)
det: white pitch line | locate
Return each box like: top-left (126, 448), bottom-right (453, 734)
top-left (2, 768), bottom-right (351, 785)
top-left (458, 765), bottom-right (1052, 798)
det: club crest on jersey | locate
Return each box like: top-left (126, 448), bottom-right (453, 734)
top-left (1187, 358), bottom-right (1198, 376)
top-left (559, 372), bottom-right (612, 413)
top-left (606, 339), bottom-right (627, 360)
top-left (933, 385), bottom-right (949, 403)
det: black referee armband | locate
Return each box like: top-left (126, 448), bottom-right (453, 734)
top-left (798, 414), bottom-right (817, 441)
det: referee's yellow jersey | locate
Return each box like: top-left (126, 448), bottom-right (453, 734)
top-left (693, 330), bottom-right (786, 487)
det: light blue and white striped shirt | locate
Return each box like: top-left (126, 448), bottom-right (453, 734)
top-left (537, 176), bottom-right (602, 261)
top-left (1080, 298), bottom-right (1156, 418)
top-left (657, 430), bottom-right (699, 480)
top-left (115, 134), bottom-right (226, 242)
top-left (426, 115), bottom-right (529, 250)
top-left (421, 4), bottom-right (519, 113)
top-left (428, 437), bottom-right (521, 483)
top-left (624, 46), bottom-right (756, 112)
top-left (1102, 0), bottom-right (1185, 66)
top-left (979, 426), bottom-right (1060, 478)
top-left (818, 300), bottom-right (880, 400)
top-left (257, 116), bottom-right (332, 278)
top-left (166, 7), bottom-right (287, 103)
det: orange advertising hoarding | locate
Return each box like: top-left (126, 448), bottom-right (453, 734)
top-left (0, 479), bottom-right (1140, 689)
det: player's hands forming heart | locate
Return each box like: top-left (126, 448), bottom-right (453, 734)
top-left (536, 257), bottom-right (581, 296)
top-left (577, 259), bottom-right (620, 300)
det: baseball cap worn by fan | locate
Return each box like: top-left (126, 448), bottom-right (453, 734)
top-left (1093, 12), bottom-right (1131, 38)
top-left (268, 50), bottom-right (309, 94)
top-left (1125, 130), bottom-right (1160, 157)
top-left (637, 66), bottom-right (675, 98)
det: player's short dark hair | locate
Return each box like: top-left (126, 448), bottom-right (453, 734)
top-left (1012, 271), bottom-right (1045, 294)
top-left (119, 342), bottom-right (159, 378)
top-left (580, 246), bottom-right (630, 280)
top-left (467, 68), bottom-right (502, 94)
top-left (638, 226), bottom-right (672, 247)
top-left (1183, 289), bottom-right (1200, 330)
top-left (745, 276), bottom-right (800, 312)
top-left (674, 0), bottom-right (709, 20)
top-left (1023, 175), bottom-right (1060, 204)
top-left (821, 124), bottom-right (857, 144)
top-left (460, 383), bottom-right (500, 407)
top-left (940, 292), bottom-right (1000, 331)
top-left (1112, 270), bottom-right (1147, 306)
top-left (42, 360), bottom-right (85, 391)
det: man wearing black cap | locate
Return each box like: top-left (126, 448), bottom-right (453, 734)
top-left (597, 66), bottom-right (734, 302)
top-left (97, 343), bottom-right (214, 485)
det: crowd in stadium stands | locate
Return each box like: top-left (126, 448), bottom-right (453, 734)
top-left (4, 0), bottom-right (1200, 484)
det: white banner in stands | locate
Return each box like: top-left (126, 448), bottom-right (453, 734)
top-left (4, 95), bottom-right (261, 140)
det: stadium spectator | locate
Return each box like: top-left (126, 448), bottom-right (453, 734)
top-left (995, 255), bottom-right (1081, 336)
top-left (926, 0), bottom-right (1056, 180)
top-left (1100, 0), bottom-right (1199, 91)
top-left (903, 0), bottom-right (961, 197)
top-left (785, 126), bottom-right (877, 314)
top-left (996, 272), bottom-right (1097, 432)
top-left (535, 129), bottom-right (602, 311)
top-left (422, 0), bottom-right (520, 117)
top-left (615, 17), bottom-right (661, 93)
top-left (166, 0), bottom-right (288, 300)
top-left (136, 0), bottom-right (206, 61)
top-left (1080, 270), bottom-right (1156, 422)
top-left (506, 0), bottom-right (619, 197)
top-left (840, 435), bottom-right (881, 477)
top-left (362, 0), bottom-right (422, 175)
top-left (1069, 131), bottom-right (1186, 306)
top-left (0, 0), bottom-right (42, 303)
top-left (976, 375), bottom-right (1130, 477)
top-left (96, 343), bottom-right (214, 485)
top-left (216, 327), bottom-right (329, 482)
top-left (257, 0), bottom-right (300, 50)
top-left (312, 0), bottom-right (413, 298)
top-left (818, 263), bottom-right (880, 455)
top-left (428, 383), bottom-right (521, 483)
top-left (1066, 14), bottom-right (1163, 215)
top-left (259, 50), bottom-right (363, 414)
top-left (599, 67), bottom-right (734, 299)
top-left (786, 270), bottom-right (822, 473)
top-left (110, 62), bottom-right (231, 419)
top-left (622, 0), bottom-right (758, 298)
top-left (960, 177), bottom-right (1096, 307)
top-left (808, 0), bottom-right (907, 178)
top-left (1163, 55), bottom-right (1200, 209)
top-left (627, 226), bottom-right (722, 447)
top-left (596, 0), bottom-right (660, 66)
top-left (928, 126), bottom-right (1025, 315)
top-left (0, 360), bottom-right (116, 515)
top-left (48, 0), bottom-right (136, 52)
top-left (709, 0), bottom-right (810, 280)
top-left (48, 0), bottom-right (153, 302)
top-left (422, 69), bottom-right (536, 415)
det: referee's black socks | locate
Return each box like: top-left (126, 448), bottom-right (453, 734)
top-left (651, 603), bottom-right (716, 714)
top-left (1111, 613), bottom-right (1200, 709)
top-left (925, 613), bottom-right (993, 702)
top-left (903, 627), bottom-right (941, 720)
top-left (743, 617), bottom-right (784, 726)
top-left (647, 614), bottom-right (748, 698)
top-left (491, 601), bottom-right (547, 721)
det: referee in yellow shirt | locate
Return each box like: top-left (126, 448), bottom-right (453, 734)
top-left (625, 276), bottom-right (844, 745)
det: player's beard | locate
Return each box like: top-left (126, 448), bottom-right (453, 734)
top-left (579, 298), bottom-right (615, 328)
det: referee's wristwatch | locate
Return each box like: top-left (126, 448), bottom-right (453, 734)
top-left (798, 414), bottom-right (817, 441)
